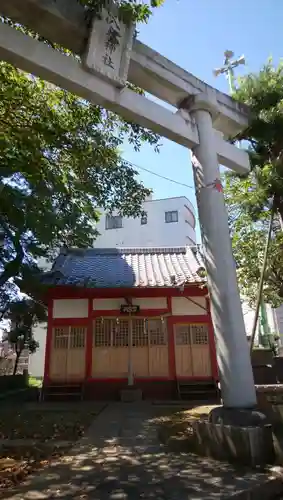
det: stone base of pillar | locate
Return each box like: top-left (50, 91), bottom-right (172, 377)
top-left (200, 407), bottom-right (275, 466)
top-left (120, 387), bottom-right (143, 402)
top-left (208, 407), bottom-right (269, 426)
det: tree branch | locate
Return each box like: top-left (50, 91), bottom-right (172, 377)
top-left (0, 219), bottom-right (24, 287)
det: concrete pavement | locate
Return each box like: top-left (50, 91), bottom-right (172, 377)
top-left (2, 402), bottom-right (282, 500)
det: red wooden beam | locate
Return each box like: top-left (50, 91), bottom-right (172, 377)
top-left (48, 284), bottom-right (208, 299)
top-left (92, 309), bottom-right (169, 318)
top-left (52, 317), bottom-right (89, 326)
top-left (88, 376), bottom-right (171, 382)
top-left (85, 298), bottom-right (93, 379)
top-left (170, 315), bottom-right (209, 323)
top-left (167, 317), bottom-right (176, 380)
top-left (43, 298), bottom-right (53, 383)
top-left (167, 297), bottom-right (176, 379)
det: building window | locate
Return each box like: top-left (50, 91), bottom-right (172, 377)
top-left (53, 326), bottom-right (86, 349)
top-left (141, 213), bottom-right (147, 225)
top-left (105, 214), bottom-right (123, 230)
top-left (93, 318), bottom-right (112, 347)
top-left (147, 319), bottom-right (167, 345)
top-left (53, 327), bottom-right (69, 349)
top-left (165, 210), bottom-right (178, 223)
top-left (175, 324), bottom-right (208, 345)
top-left (132, 318), bottom-right (148, 347)
top-left (93, 317), bottom-right (168, 348)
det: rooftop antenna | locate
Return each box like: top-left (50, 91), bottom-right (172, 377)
top-left (213, 50), bottom-right (245, 93)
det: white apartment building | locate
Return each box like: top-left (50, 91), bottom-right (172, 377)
top-left (94, 195), bottom-right (197, 248)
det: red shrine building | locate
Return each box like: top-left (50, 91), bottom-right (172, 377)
top-left (42, 246), bottom-right (218, 400)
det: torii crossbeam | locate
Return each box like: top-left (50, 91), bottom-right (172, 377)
top-left (0, 0), bottom-right (256, 409)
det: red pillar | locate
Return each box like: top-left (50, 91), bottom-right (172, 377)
top-left (85, 298), bottom-right (93, 379)
top-left (167, 297), bottom-right (176, 380)
top-left (43, 298), bottom-right (53, 383)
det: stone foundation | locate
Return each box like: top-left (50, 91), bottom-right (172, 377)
top-left (192, 420), bottom-right (274, 466)
top-left (83, 379), bottom-right (176, 400)
top-left (256, 385), bottom-right (283, 425)
top-left (120, 388), bottom-right (143, 402)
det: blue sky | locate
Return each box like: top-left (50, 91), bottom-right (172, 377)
top-left (122, 0), bottom-right (282, 240)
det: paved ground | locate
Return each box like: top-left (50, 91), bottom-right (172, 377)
top-left (1, 403), bottom-right (279, 500)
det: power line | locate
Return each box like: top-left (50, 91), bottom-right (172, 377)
top-left (123, 157), bottom-right (200, 225)
top-left (124, 158), bottom-right (195, 190)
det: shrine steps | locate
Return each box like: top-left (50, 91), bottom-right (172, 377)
top-left (177, 379), bottom-right (220, 402)
top-left (42, 383), bottom-right (83, 402)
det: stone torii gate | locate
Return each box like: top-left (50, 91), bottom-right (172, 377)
top-left (0, 0), bottom-right (256, 409)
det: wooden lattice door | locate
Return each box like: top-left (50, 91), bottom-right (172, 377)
top-left (50, 326), bottom-right (86, 381)
top-left (92, 316), bottom-right (169, 378)
top-left (50, 327), bottom-right (68, 380)
top-left (190, 324), bottom-right (211, 377)
top-left (66, 326), bottom-right (86, 380)
top-left (174, 324), bottom-right (211, 378)
top-left (131, 318), bottom-right (148, 376)
top-left (92, 318), bottom-right (128, 377)
top-left (147, 319), bottom-right (169, 376)
top-left (131, 318), bottom-right (169, 377)
top-left (174, 324), bottom-right (193, 377)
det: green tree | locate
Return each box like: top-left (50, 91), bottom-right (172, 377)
top-left (0, 1), bottom-right (167, 369)
top-left (0, 62), bottom-right (159, 300)
top-left (0, 0), bottom-right (166, 315)
top-left (0, 0), bottom-right (167, 353)
top-left (224, 61), bottom-right (283, 307)
top-left (79, 0), bottom-right (165, 22)
top-left (3, 299), bottom-right (46, 375)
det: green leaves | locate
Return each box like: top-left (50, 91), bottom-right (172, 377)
top-left (0, 60), bottom-right (159, 307)
top-left (225, 61), bottom-right (283, 306)
top-left (78, 0), bottom-right (163, 24)
top-left (3, 298), bottom-right (44, 373)
top-left (0, 1), bottom-right (166, 310)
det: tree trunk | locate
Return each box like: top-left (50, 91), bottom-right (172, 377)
top-left (0, 258), bottom-right (22, 287)
top-left (13, 351), bottom-right (21, 376)
top-left (0, 225), bottom-right (24, 287)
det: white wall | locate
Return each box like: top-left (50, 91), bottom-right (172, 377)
top-left (29, 323), bottom-right (47, 378)
top-left (93, 297), bottom-right (167, 310)
top-left (171, 297), bottom-right (206, 315)
top-left (94, 196), bottom-right (196, 248)
top-left (53, 299), bottom-right (88, 318)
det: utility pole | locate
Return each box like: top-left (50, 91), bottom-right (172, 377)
top-left (250, 202), bottom-right (275, 353)
top-left (213, 50), bottom-right (245, 93)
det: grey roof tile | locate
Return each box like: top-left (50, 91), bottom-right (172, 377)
top-left (42, 246), bottom-right (204, 288)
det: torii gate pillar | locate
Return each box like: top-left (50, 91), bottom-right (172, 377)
top-left (184, 94), bottom-right (256, 408)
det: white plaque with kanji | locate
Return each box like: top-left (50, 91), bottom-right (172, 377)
top-left (83, 3), bottom-right (135, 87)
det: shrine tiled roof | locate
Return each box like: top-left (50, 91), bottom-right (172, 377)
top-left (42, 246), bottom-right (205, 288)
